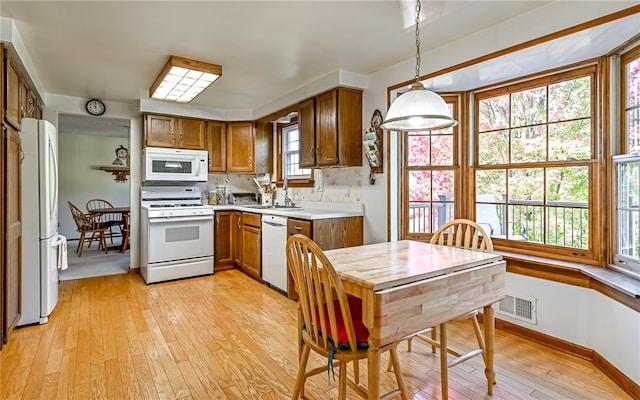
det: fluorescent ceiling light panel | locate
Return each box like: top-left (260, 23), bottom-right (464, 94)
top-left (149, 56), bottom-right (222, 103)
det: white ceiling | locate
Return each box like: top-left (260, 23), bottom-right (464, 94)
top-left (2, 0), bottom-right (555, 112)
top-left (1, 1), bottom-right (638, 137)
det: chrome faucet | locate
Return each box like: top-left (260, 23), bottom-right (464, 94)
top-left (283, 177), bottom-right (293, 207)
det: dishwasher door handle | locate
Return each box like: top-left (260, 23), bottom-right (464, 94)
top-left (263, 221), bottom-right (286, 227)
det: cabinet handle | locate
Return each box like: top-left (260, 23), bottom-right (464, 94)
top-left (180, 133), bottom-right (183, 142)
top-left (237, 219), bottom-right (241, 228)
top-left (315, 146), bottom-right (319, 157)
top-left (295, 226), bottom-right (302, 231)
top-left (257, 232), bottom-right (261, 247)
top-left (20, 106), bottom-right (25, 118)
top-left (216, 216), bottom-right (219, 228)
top-left (208, 155), bottom-right (211, 167)
top-left (249, 156), bottom-right (252, 166)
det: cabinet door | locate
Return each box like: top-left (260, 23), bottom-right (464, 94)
top-left (178, 118), bottom-right (206, 150)
top-left (4, 124), bottom-right (21, 342)
top-left (5, 57), bottom-right (22, 131)
top-left (214, 211), bottom-right (233, 267)
top-left (254, 119), bottom-right (273, 174)
top-left (315, 90), bottom-right (339, 165)
top-left (242, 224), bottom-right (261, 280)
top-left (145, 114), bottom-right (176, 148)
top-left (206, 121), bottom-right (227, 172)
top-left (227, 121), bottom-right (255, 173)
top-left (298, 98), bottom-right (316, 168)
top-left (233, 212), bottom-right (243, 266)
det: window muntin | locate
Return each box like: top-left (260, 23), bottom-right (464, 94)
top-left (403, 99), bottom-right (457, 239)
top-left (474, 67), bottom-right (595, 256)
top-left (282, 124), bottom-right (311, 179)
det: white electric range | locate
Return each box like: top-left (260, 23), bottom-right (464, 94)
top-left (140, 185), bottom-right (214, 284)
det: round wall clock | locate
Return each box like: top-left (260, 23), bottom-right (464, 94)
top-left (85, 99), bottom-right (106, 116)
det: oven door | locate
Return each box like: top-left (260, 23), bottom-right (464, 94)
top-left (147, 215), bottom-right (213, 263)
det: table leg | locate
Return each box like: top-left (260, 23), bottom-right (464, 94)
top-left (367, 346), bottom-right (381, 399)
top-left (484, 305), bottom-right (496, 395)
top-left (440, 323), bottom-right (448, 399)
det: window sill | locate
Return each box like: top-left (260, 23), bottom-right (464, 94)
top-left (494, 250), bottom-right (640, 311)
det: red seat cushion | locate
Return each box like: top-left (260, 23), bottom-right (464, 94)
top-left (323, 296), bottom-right (369, 349)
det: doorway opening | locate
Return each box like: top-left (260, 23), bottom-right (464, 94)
top-left (56, 114), bottom-right (131, 280)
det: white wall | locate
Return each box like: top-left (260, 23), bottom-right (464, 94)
top-left (504, 273), bottom-right (640, 385)
top-left (58, 133), bottom-right (130, 239)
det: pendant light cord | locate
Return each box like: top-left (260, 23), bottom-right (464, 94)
top-left (414, 0), bottom-right (421, 86)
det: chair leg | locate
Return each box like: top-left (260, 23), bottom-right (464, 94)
top-left (101, 231), bottom-right (108, 254)
top-left (292, 344), bottom-right (310, 400)
top-left (353, 359), bottom-right (360, 385)
top-left (471, 314), bottom-right (487, 365)
top-left (431, 326), bottom-right (437, 353)
top-left (77, 233), bottom-right (85, 256)
top-left (389, 344), bottom-right (409, 400)
top-left (338, 360), bottom-right (347, 400)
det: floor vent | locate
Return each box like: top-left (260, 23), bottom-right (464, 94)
top-left (496, 294), bottom-right (537, 325)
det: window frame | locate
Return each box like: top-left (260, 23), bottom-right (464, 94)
top-left (401, 95), bottom-right (461, 241)
top-left (275, 118), bottom-right (314, 187)
top-left (472, 65), bottom-right (601, 263)
top-left (612, 43), bottom-right (640, 277)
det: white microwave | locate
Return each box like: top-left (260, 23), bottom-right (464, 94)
top-left (142, 147), bottom-right (208, 182)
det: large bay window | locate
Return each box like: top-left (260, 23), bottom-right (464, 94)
top-left (473, 67), bottom-right (597, 261)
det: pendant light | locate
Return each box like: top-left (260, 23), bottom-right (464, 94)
top-left (380, 0), bottom-right (457, 132)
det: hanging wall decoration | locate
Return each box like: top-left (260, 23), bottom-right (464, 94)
top-left (363, 109), bottom-right (384, 182)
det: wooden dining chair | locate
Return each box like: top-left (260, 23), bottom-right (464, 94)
top-left (86, 198), bottom-right (123, 243)
top-left (68, 201), bottom-right (108, 257)
top-left (286, 234), bottom-right (408, 400)
top-left (120, 213), bottom-right (130, 253)
top-left (389, 219), bottom-right (494, 395)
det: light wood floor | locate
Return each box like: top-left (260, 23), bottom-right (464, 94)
top-left (1, 269), bottom-right (632, 400)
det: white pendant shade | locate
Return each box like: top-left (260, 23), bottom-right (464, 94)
top-left (381, 83), bottom-right (457, 132)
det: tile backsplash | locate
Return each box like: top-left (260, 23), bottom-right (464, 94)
top-left (205, 167), bottom-right (364, 204)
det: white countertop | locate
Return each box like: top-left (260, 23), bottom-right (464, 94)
top-left (208, 200), bottom-right (364, 220)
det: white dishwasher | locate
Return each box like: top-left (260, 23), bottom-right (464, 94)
top-left (261, 214), bottom-right (288, 292)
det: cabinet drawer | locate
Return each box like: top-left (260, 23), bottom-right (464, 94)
top-left (288, 218), bottom-right (311, 237)
top-left (242, 212), bottom-right (261, 228)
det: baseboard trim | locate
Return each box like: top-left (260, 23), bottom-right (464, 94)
top-left (492, 317), bottom-right (640, 400)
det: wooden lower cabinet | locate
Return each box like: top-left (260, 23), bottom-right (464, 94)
top-left (214, 211), bottom-right (233, 271)
top-left (233, 211), bottom-right (242, 266)
top-left (241, 213), bottom-right (261, 281)
top-left (286, 216), bottom-right (363, 299)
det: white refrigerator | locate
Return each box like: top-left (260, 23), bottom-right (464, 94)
top-left (19, 118), bottom-right (64, 326)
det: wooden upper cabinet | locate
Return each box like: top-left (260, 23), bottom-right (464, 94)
top-left (316, 87), bottom-right (363, 167)
top-left (206, 121), bottom-right (226, 172)
top-left (145, 114), bottom-right (176, 148)
top-left (5, 54), bottom-right (22, 131)
top-left (144, 114), bottom-right (205, 150)
top-left (177, 118), bottom-right (205, 149)
top-left (298, 98), bottom-right (316, 168)
top-left (227, 121), bottom-right (255, 173)
top-left (297, 87), bottom-right (363, 168)
top-left (254, 119), bottom-right (273, 174)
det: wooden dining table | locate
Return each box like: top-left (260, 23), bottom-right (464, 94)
top-left (322, 240), bottom-right (506, 399)
top-left (88, 206), bottom-right (130, 251)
